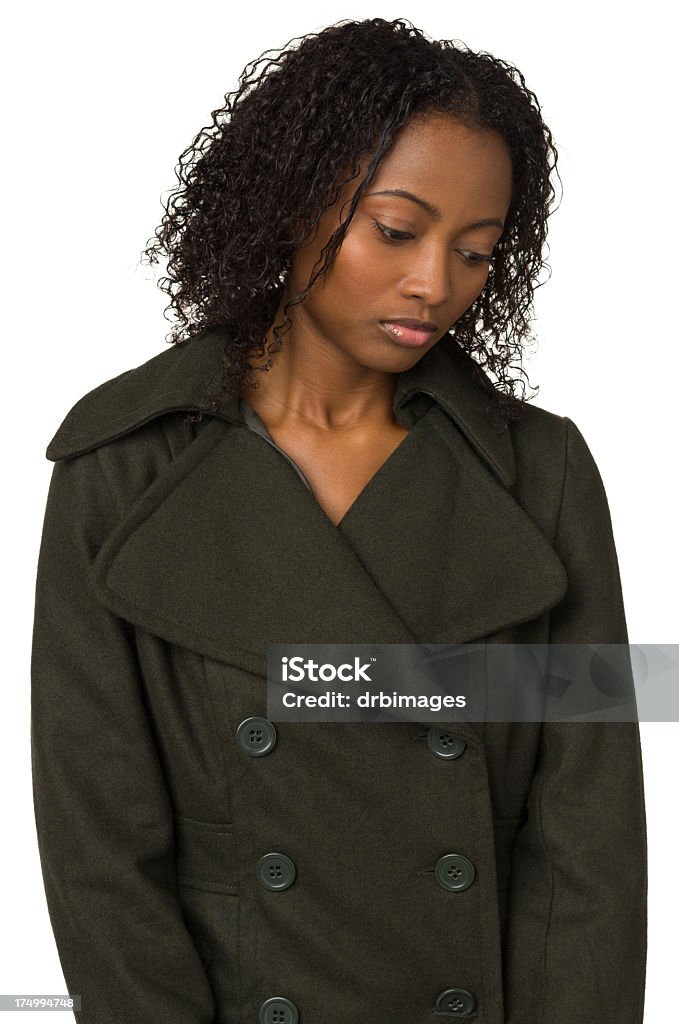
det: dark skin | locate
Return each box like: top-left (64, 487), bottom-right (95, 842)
top-left (239, 111), bottom-right (513, 526)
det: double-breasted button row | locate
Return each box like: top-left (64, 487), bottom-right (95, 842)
top-left (257, 989), bottom-right (476, 1021)
top-left (236, 718), bottom-right (468, 763)
top-left (257, 855), bottom-right (298, 1020)
top-left (255, 850), bottom-right (476, 894)
top-left (237, 723), bottom-right (297, 892)
top-left (240, 719), bottom-right (476, 1018)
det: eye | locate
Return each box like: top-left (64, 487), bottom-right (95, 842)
top-left (458, 250), bottom-right (493, 267)
top-left (372, 220), bottom-right (494, 266)
top-left (372, 220), bottom-right (414, 243)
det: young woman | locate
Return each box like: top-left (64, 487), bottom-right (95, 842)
top-left (31, 17), bottom-right (647, 1024)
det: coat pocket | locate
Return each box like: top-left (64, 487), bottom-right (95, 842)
top-left (174, 815), bottom-right (241, 1022)
top-left (174, 814), bottom-right (239, 895)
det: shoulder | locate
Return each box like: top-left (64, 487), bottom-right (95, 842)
top-left (508, 397), bottom-right (617, 561)
top-left (498, 394), bottom-right (615, 547)
top-left (508, 400), bottom-right (570, 500)
top-left (509, 400), bottom-right (604, 483)
top-left (44, 326), bottom-right (230, 462)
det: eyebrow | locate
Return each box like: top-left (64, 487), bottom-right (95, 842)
top-left (363, 188), bottom-right (505, 231)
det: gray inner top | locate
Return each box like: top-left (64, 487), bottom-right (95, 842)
top-left (239, 399), bottom-right (312, 492)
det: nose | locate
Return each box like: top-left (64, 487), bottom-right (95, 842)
top-left (400, 249), bottom-right (453, 308)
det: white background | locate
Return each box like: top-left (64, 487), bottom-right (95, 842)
top-left (3, 2), bottom-right (675, 1020)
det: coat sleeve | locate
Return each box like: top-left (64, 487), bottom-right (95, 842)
top-left (30, 447), bottom-right (216, 1023)
top-left (502, 417), bottom-right (648, 1024)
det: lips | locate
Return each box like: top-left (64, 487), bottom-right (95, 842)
top-left (379, 319), bottom-right (437, 347)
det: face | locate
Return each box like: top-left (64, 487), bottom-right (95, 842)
top-left (270, 110), bottom-right (513, 374)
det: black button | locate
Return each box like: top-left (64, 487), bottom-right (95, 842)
top-left (257, 852), bottom-right (296, 891)
top-left (427, 729), bottom-right (466, 760)
top-left (435, 988), bottom-right (476, 1016)
top-left (434, 853), bottom-right (476, 892)
top-left (258, 996), bottom-right (299, 1024)
top-left (236, 716), bottom-right (277, 757)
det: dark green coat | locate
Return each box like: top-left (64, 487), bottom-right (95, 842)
top-left (31, 328), bottom-right (647, 1024)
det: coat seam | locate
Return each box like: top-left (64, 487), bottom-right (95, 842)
top-left (177, 877), bottom-right (240, 894)
top-left (634, 729), bottom-right (649, 1023)
top-left (551, 417), bottom-right (571, 547)
top-left (534, 728), bottom-right (555, 1024)
top-left (175, 816), bottom-right (234, 832)
top-left (93, 445), bottom-right (126, 522)
top-left (158, 414), bottom-right (178, 462)
top-left (474, 754), bottom-right (485, 1020)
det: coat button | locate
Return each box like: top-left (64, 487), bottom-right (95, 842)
top-left (258, 996), bottom-right (299, 1024)
top-left (236, 716), bottom-right (277, 756)
top-left (435, 987), bottom-right (477, 1016)
top-left (257, 852), bottom-right (297, 891)
top-left (434, 853), bottom-right (476, 891)
top-left (426, 728), bottom-right (466, 759)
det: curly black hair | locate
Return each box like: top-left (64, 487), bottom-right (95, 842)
top-left (140, 16), bottom-right (561, 428)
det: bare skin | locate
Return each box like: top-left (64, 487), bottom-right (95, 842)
top-left (238, 110), bottom-right (513, 526)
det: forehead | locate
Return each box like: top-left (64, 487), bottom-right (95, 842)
top-left (366, 112), bottom-right (513, 211)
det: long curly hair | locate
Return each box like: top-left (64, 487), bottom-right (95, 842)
top-left (140, 17), bottom-right (561, 428)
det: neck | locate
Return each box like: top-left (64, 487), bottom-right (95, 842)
top-left (238, 325), bottom-right (400, 434)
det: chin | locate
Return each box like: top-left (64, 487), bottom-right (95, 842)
top-left (359, 347), bottom-right (432, 375)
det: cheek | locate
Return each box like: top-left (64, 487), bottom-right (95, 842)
top-left (297, 252), bottom-right (377, 327)
top-left (456, 269), bottom-right (491, 312)
top-left (327, 234), bottom-right (390, 299)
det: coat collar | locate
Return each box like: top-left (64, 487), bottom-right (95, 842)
top-left (211, 332), bottom-right (516, 490)
top-left (52, 325), bottom-right (567, 689)
top-left (46, 325), bottom-right (515, 488)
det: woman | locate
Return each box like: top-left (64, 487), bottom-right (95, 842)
top-left (31, 17), bottom-right (647, 1024)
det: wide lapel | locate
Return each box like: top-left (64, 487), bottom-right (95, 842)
top-left (87, 415), bottom-right (422, 679)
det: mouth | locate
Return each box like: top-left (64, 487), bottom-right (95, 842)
top-left (379, 319), bottom-right (438, 348)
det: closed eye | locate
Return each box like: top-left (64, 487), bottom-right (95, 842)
top-left (372, 220), bottom-right (413, 242)
top-left (458, 250), bottom-right (493, 267)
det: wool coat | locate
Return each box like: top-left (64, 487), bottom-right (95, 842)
top-left (30, 326), bottom-right (648, 1024)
